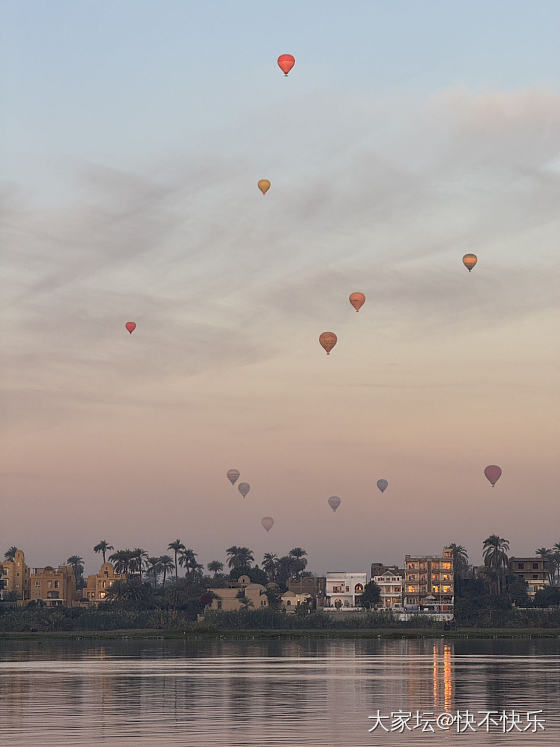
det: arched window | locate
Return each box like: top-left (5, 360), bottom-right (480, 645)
top-left (354, 584), bottom-right (364, 593)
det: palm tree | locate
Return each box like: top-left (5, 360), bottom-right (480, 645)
top-left (483, 535), bottom-right (510, 594)
top-left (159, 555), bottom-right (175, 589)
top-left (4, 547), bottom-right (18, 562)
top-left (226, 546), bottom-right (254, 570)
top-left (262, 553), bottom-right (278, 582)
top-left (109, 549), bottom-right (134, 576)
top-left (207, 560), bottom-right (224, 576)
top-left (178, 547), bottom-right (199, 579)
top-left (447, 543), bottom-right (469, 595)
top-left (93, 540), bottom-right (114, 564)
top-left (553, 543), bottom-right (560, 584)
top-left (168, 539), bottom-right (185, 580)
top-left (288, 548), bottom-right (308, 580)
top-left (130, 548), bottom-right (147, 581)
top-left (536, 548), bottom-right (554, 584)
top-left (66, 555), bottom-right (85, 588)
top-left (146, 557), bottom-right (161, 588)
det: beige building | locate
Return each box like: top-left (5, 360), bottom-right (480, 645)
top-left (83, 562), bottom-right (126, 603)
top-left (30, 565), bottom-right (77, 607)
top-left (280, 590), bottom-right (313, 613)
top-left (0, 549), bottom-right (31, 601)
top-left (207, 575), bottom-right (269, 612)
top-left (373, 569), bottom-right (403, 609)
top-left (509, 557), bottom-right (550, 597)
top-left (404, 548), bottom-right (454, 613)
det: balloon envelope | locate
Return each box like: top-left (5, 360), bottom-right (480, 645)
top-left (328, 495), bottom-right (341, 512)
top-left (349, 292), bottom-right (365, 312)
top-left (319, 332), bottom-right (337, 355)
top-left (238, 482), bottom-right (250, 498)
top-left (261, 516), bottom-right (274, 532)
top-left (484, 465), bottom-right (502, 487)
top-left (227, 469), bottom-right (240, 485)
top-left (377, 479), bottom-right (388, 493)
top-left (463, 253), bottom-right (477, 272)
top-left (258, 179), bottom-right (271, 195)
top-left (125, 322), bottom-right (136, 334)
top-left (277, 54), bottom-right (295, 76)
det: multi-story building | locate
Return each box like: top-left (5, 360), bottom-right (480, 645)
top-left (287, 576), bottom-right (326, 605)
top-left (207, 575), bottom-right (269, 612)
top-left (83, 562), bottom-right (126, 603)
top-left (324, 572), bottom-right (367, 609)
top-left (509, 557), bottom-right (549, 597)
top-left (0, 549), bottom-right (31, 601)
top-left (30, 565), bottom-right (77, 607)
top-left (373, 569), bottom-right (403, 609)
top-left (370, 562), bottom-right (387, 578)
top-left (404, 548), bottom-right (454, 613)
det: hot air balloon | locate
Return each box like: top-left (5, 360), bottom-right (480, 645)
top-left (319, 332), bottom-right (337, 355)
top-left (258, 179), bottom-right (271, 195)
top-left (377, 479), bottom-right (388, 493)
top-left (349, 292), bottom-right (365, 312)
top-left (238, 482), bottom-right (250, 498)
top-left (328, 496), bottom-right (341, 512)
top-left (125, 322), bottom-right (136, 334)
top-left (277, 54), bottom-right (295, 76)
top-left (463, 253), bottom-right (477, 272)
top-left (261, 516), bottom-right (274, 532)
top-left (227, 469), bottom-right (240, 486)
top-left (484, 465), bottom-right (502, 487)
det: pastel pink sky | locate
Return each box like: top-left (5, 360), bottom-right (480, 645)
top-left (2, 82), bottom-right (559, 574)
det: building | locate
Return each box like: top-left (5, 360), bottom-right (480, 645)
top-left (30, 565), bottom-right (77, 607)
top-left (287, 576), bottom-right (326, 605)
top-left (370, 562), bottom-right (387, 578)
top-left (324, 572), bottom-right (367, 609)
top-left (509, 557), bottom-right (550, 597)
top-left (404, 548), bottom-right (454, 613)
top-left (83, 562), bottom-right (126, 603)
top-left (0, 549), bottom-right (31, 601)
top-left (373, 569), bottom-right (403, 609)
top-left (207, 575), bottom-right (269, 612)
top-left (280, 590), bottom-right (313, 613)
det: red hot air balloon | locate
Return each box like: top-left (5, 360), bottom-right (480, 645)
top-left (484, 465), bottom-right (502, 487)
top-left (125, 322), bottom-right (136, 334)
top-left (319, 332), bottom-right (337, 355)
top-left (278, 54), bottom-right (295, 76)
top-left (349, 292), bottom-right (366, 312)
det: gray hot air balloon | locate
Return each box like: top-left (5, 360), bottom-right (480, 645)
top-left (328, 495), bottom-right (341, 512)
top-left (227, 469), bottom-right (240, 485)
top-left (238, 482), bottom-right (250, 498)
top-left (377, 479), bottom-right (388, 494)
top-left (261, 517), bottom-right (274, 532)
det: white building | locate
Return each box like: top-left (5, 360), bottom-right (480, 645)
top-left (373, 569), bottom-right (403, 609)
top-left (325, 572), bottom-right (367, 609)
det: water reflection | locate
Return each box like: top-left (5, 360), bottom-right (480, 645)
top-left (0, 638), bottom-right (558, 745)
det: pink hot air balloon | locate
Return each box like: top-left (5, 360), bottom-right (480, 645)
top-left (125, 322), bottom-right (136, 334)
top-left (484, 465), bottom-right (502, 487)
top-left (238, 482), bottom-right (250, 498)
top-left (261, 516), bottom-right (274, 532)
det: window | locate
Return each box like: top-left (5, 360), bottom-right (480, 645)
top-left (354, 584), bottom-right (364, 593)
top-left (217, 600), bottom-right (222, 610)
top-left (517, 563), bottom-right (524, 569)
top-left (532, 574), bottom-right (538, 579)
top-left (47, 581), bottom-right (52, 588)
top-left (345, 586), bottom-right (349, 592)
top-left (54, 581), bottom-right (59, 589)
top-left (533, 563), bottom-right (539, 570)
top-left (35, 581), bottom-right (41, 587)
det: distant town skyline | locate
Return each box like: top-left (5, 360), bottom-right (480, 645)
top-left (1, 2), bottom-right (559, 573)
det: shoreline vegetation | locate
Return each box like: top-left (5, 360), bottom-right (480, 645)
top-left (1, 626), bottom-right (560, 641)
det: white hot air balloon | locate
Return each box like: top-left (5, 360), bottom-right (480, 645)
top-left (238, 482), bottom-right (250, 498)
top-left (328, 495), bottom-right (341, 512)
top-left (261, 517), bottom-right (274, 532)
top-left (227, 469), bottom-right (240, 485)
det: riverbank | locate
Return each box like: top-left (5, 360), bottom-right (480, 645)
top-left (2, 627), bottom-right (560, 641)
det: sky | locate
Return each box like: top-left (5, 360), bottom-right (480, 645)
top-left (1, 1), bottom-right (559, 576)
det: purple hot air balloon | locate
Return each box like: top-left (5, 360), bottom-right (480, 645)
top-left (328, 495), bottom-right (341, 512)
top-left (484, 465), bottom-right (502, 487)
top-left (238, 482), bottom-right (250, 498)
top-left (261, 517), bottom-right (274, 532)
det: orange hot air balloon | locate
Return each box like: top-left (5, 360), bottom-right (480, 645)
top-left (258, 179), bottom-right (271, 195)
top-left (319, 332), bottom-right (337, 355)
top-left (462, 253), bottom-right (477, 272)
top-left (349, 292), bottom-right (365, 312)
top-left (277, 54), bottom-right (295, 76)
top-left (125, 322), bottom-right (136, 334)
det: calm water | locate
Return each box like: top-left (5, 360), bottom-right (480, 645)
top-left (0, 637), bottom-right (559, 746)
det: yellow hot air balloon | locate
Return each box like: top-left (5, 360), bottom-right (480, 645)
top-left (462, 253), bottom-right (477, 272)
top-left (258, 179), bottom-right (271, 195)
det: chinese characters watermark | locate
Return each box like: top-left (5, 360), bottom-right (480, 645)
top-left (368, 710), bottom-right (545, 733)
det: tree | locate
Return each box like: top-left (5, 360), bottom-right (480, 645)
top-left (207, 560), bottom-right (224, 576)
top-left (4, 547), bottom-right (18, 562)
top-left (130, 548), bottom-right (147, 581)
top-left (159, 555), bottom-right (175, 589)
top-left (168, 539), bottom-right (185, 581)
top-left (66, 556), bottom-right (85, 589)
top-left (288, 548), bottom-right (308, 580)
top-left (93, 540), bottom-right (114, 564)
top-left (178, 548), bottom-right (200, 579)
top-left (226, 546), bottom-right (254, 571)
top-left (146, 556), bottom-right (161, 588)
top-left (535, 548), bottom-right (554, 585)
top-left (360, 581), bottom-right (381, 609)
top-left (448, 543), bottom-right (469, 595)
top-left (109, 549), bottom-right (134, 576)
top-left (483, 535), bottom-right (510, 595)
top-left (262, 553), bottom-right (278, 583)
